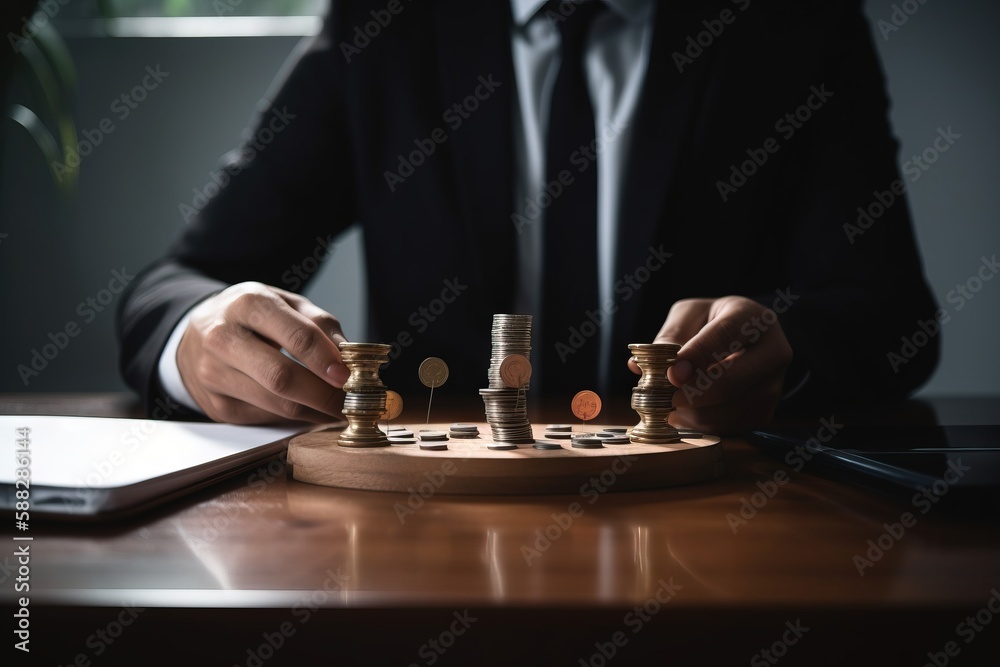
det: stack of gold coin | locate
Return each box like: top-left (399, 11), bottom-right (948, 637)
top-left (481, 314), bottom-right (534, 444)
top-left (628, 343), bottom-right (682, 444)
top-left (337, 342), bottom-right (392, 448)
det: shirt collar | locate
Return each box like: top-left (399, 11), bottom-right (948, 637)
top-left (510, 0), bottom-right (653, 27)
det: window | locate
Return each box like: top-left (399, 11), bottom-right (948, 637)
top-left (51, 0), bottom-right (328, 36)
top-left (103, 0), bottom-right (327, 17)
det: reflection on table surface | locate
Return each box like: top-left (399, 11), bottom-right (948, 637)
top-left (19, 434), bottom-right (999, 611)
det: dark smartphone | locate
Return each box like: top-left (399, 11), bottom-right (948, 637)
top-left (747, 425), bottom-right (1000, 514)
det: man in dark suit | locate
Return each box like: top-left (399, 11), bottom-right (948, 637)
top-left (117, 0), bottom-right (939, 433)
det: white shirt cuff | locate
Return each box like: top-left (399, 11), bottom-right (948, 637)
top-left (156, 310), bottom-right (205, 415)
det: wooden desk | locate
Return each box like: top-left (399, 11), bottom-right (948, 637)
top-left (3, 394), bottom-right (999, 666)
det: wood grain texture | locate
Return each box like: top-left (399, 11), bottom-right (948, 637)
top-left (4, 394), bottom-right (1000, 665)
top-left (288, 423), bottom-right (723, 493)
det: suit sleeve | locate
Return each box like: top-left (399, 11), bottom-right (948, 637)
top-left (116, 5), bottom-right (357, 417)
top-left (753, 2), bottom-right (939, 409)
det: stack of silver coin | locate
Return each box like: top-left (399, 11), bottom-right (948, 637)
top-left (628, 343), bottom-right (682, 444)
top-left (488, 314), bottom-right (533, 389)
top-left (481, 314), bottom-right (534, 444)
top-left (479, 388), bottom-right (534, 443)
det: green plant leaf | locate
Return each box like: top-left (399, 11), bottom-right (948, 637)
top-left (27, 20), bottom-right (78, 96)
top-left (6, 103), bottom-right (75, 195)
top-left (12, 24), bottom-right (79, 193)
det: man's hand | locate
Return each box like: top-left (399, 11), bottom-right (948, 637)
top-left (176, 282), bottom-right (349, 424)
top-left (628, 296), bottom-right (793, 434)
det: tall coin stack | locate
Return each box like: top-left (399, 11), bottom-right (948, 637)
top-left (480, 314), bottom-right (535, 444)
top-left (337, 342), bottom-right (391, 448)
top-left (628, 343), bottom-right (682, 444)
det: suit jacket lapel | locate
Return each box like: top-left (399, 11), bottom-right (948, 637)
top-left (614, 0), bottom-right (720, 346)
top-left (431, 1), bottom-right (516, 317)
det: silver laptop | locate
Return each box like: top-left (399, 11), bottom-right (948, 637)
top-left (2, 415), bottom-right (305, 521)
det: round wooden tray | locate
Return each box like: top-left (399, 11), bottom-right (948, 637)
top-left (288, 423), bottom-right (724, 495)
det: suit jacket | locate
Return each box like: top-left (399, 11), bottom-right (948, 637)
top-left (117, 0), bottom-right (939, 417)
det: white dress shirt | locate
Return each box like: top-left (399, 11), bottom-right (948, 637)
top-left (510, 0), bottom-right (654, 390)
top-left (159, 0), bottom-right (655, 413)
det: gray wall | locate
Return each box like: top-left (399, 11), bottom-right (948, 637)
top-left (864, 0), bottom-right (1000, 397)
top-left (1, 33), bottom-right (367, 392)
top-left (1, 1), bottom-right (997, 397)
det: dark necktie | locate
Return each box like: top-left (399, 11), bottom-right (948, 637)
top-left (540, 0), bottom-right (605, 396)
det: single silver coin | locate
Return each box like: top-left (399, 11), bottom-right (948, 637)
top-left (418, 357), bottom-right (450, 388)
top-left (533, 441), bottom-right (562, 450)
top-left (449, 423), bottom-right (480, 432)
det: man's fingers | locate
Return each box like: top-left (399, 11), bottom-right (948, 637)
top-left (202, 325), bottom-right (345, 418)
top-left (671, 299), bottom-right (769, 385)
top-left (274, 287), bottom-right (348, 344)
top-left (227, 289), bottom-right (346, 387)
top-left (655, 298), bottom-right (713, 345)
top-left (628, 298), bottom-right (712, 375)
top-left (669, 374), bottom-right (785, 434)
top-left (275, 288), bottom-right (351, 385)
top-left (670, 345), bottom-right (787, 408)
top-left (205, 365), bottom-right (339, 424)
